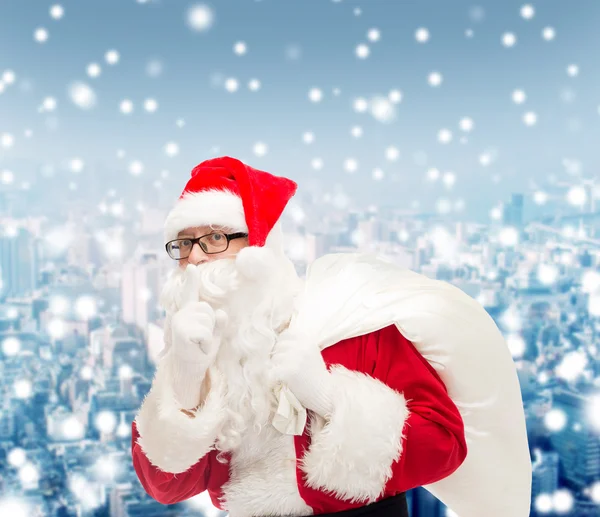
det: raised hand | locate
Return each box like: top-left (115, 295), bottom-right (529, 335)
top-left (171, 264), bottom-right (227, 364)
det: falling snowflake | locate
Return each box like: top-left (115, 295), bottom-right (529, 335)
top-left (234, 41), bottom-right (247, 55)
top-left (370, 96), bottom-right (396, 123)
top-left (520, 4), bottom-right (535, 20)
top-left (556, 351), bottom-right (588, 382)
top-left (1, 169), bottom-right (14, 184)
top-left (311, 158), bottom-right (323, 170)
top-left (512, 89), bottom-right (526, 104)
top-left (187, 4), bottom-right (214, 32)
top-left (70, 158), bottom-right (84, 173)
top-left (129, 160), bottom-right (144, 176)
top-left (533, 191), bottom-right (548, 205)
top-left (438, 129), bottom-right (453, 144)
top-left (344, 158), bottom-right (358, 173)
top-left (165, 142), bottom-right (180, 157)
top-left (34, 28), bottom-right (49, 43)
top-left (253, 142), bottom-right (268, 156)
top-left (544, 408), bottom-right (568, 432)
top-left (388, 89), bottom-right (402, 103)
top-left (591, 481), bottom-right (600, 503)
top-left (566, 185), bottom-right (586, 206)
top-left (499, 227), bottom-right (519, 246)
top-left (308, 88), bottom-right (323, 103)
top-left (542, 27), bottom-right (556, 41)
top-left (442, 171), bottom-right (456, 188)
top-left (105, 50), bottom-right (120, 65)
top-left (415, 28), bottom-right (429, 43)
top-left (502, 33), bottom-right (517, 47)
top-left (506, 334), bottom-right (526, 358)
top-left (385, 146), bottom-right (400, 161)
top-left (119, 99), bottom-right (134, 114)
top-left (428, 72), bottom-right (443, 87)
top-left (42, 97), bottom-right (57, 112)
top-left (144, 98), bottom-right (158, 112)
top-left (523, 112), bottom-right (537, 126)
top-left (538, 264), bottom-right (559, 285)
top-left (353, 97), bottom-right (368, 112)
top-left (224, 78), bottom-right (239, 92)
top-left (3, 70), bottom-right (16, 84)
top-left (534, 494), bottom-right (553, 513)
top-left (459, 117), bottom-right (474, 132)
top-left (427, 168), bottom-right (440, 181)
top-left (367, 28), bottom-right (380, 42)
top-left (302, 132), bottom-right (315, 144)
top-left (355, 44), bottom-right (370, 59)
top-left (350, 126), bottom-right (363, 138)
top-left (552, 490), bottom-right (574, 513)
top-left (372, 168), bottom-right (384, 181)
top-left (248, 78), bottom-right (261, 91)
top-left (50, 4), bottom-right (64, 19)
top-left (68, 81), bottom-right (96, 109)
top-left (95, 411), bottom-right (117, 434)
top-left (1, 133), bottom-right (15, 148)
top-left (566, 64), bottom-right (579, 77)
top-left (87, 63), bottom-right (101, 78)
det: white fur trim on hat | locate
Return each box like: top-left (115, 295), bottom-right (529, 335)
top-left (164, 189), bottom-right (248, 243)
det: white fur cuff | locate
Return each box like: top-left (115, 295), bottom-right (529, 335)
top-left (299, 366), bottom-right (409, 504)
top-left (134, 355), bottom-right (228, 474)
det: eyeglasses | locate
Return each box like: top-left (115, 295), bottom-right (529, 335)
top-left (165, 231), bottom-right (248, 260)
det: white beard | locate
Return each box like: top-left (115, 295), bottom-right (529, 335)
top-left (159, 252), bottom-right (303, 454)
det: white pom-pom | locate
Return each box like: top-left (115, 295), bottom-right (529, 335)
top-left (235, 246), bottom-right (278, 281)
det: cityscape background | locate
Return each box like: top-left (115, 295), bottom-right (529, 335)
top-left (1, 0), bottom-right (599, 516)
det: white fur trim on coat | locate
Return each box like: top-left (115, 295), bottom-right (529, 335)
top-left (164, 189), bottom-right (247, 243)
top-left (299, 365), bottom-right (409, 504)
top-left (134, 352), bottom-right (228, 474)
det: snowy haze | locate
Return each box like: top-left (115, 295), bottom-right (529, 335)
top-left (1, 0), bottom-right (599, 222)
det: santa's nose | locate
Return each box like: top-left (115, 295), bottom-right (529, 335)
top-left (187, 242), bottom-right (210, 265)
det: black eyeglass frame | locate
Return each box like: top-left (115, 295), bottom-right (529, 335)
top-left (165, 232), bottom-right (248, 260)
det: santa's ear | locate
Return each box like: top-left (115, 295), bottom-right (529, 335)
top-left (235, 246), bottom-right (279, 281)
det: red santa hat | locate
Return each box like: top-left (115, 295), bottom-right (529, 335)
top-left (164, 156), bottom-right (298, 265)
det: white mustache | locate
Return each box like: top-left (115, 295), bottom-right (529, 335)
top-left (193, 258), bottom-right (241, 305)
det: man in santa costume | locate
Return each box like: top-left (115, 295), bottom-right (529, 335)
top-left (131, 157), bottom-right (532, 517)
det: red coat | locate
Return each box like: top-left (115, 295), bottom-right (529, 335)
top-left (132, 324), bottom-right (467, 514)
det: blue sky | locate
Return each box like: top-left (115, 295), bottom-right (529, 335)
top-left (1, 0), bottom-right (599, 222)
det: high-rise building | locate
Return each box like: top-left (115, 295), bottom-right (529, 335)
top-left (549, 389), bottom-right (600, 489)
top-left (121, 249), bottom-right (165, 331)
top-left (503, 193), bottom-right (525, 227)
top-left (0, 227), bottom-right (43, 299)
top-left (531, 451), bottom-right (559, 502)
top-left (305, 233), bottom-right (333, 263)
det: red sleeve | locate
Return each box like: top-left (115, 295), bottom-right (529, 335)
top-left (131, 420), bottom-right (213, 505)
top-left (371, 325), bottom-right (468, 492)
